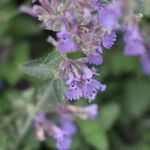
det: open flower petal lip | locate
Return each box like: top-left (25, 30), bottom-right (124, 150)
top-left (102, 31), bottom-right (117, 49)
top-left (81, 104), bottom-right (98, 120)
top-left (87, 53), bottom-right (103, 65)
top-left (123, 23), bottom-right (146, 56)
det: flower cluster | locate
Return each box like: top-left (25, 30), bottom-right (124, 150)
top-left (20, 0), bottom-right (147, 100)
top-left (34, 104), bottom-right (98, 150)
top-left (19, 0), bottom-right (148, 149)
top-left (30, 0), bottom-right (121, 101)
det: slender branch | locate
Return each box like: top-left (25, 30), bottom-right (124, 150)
top-left (14, 82), bottom-right (53, 149)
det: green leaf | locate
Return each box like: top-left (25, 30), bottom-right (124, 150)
top-left (52, 79), bottom-right (67, 104)
top-left (42, 50), bottom-right (63, 66)
top-left (21, 58), bottom-right (54, 79)
top-left (0, 42), bottom-right (30, 85)
top-left (133, 0), bottom-right (144, 14)
top-left (143, 0), bottom-right (150, 16)
top-left (98, 103), bottom-right (120, 131)
top-left (36, 79), bottom-right (67, 111)
top-left (21, 51), bottom-right (63, 79)
top-left (77, 120), bottom-right (109, 150)
top-left (124, 80), bottom-right (150, 118)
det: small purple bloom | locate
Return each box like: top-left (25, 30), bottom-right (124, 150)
top-left (65, 82), bottom-right (83, 101)
top-left (87, 53), bottom-right (103, 65)
top-left (140, 52), bottom-right (150, 75)
top-left (102, 31), bottom-right (117, 49)
top-left (124, 42), bottom-right (145, 56)
top-left (99, 83), bottom-right (107, 92)
top-left (59, 115), bottom-right (77, 136)
top-left (57, 38), bottom-right (76, 53)
top-left (51, 124), bottom-right (72, 150)
top-left (92, 46), bottom-right (103, 53)
top-left (123, 23), bottom-right (145, 56)
top-left (81, 104), bottom-right (98, 120)
top-left (19, 5), bottom-right (36, 17)
top-left (56, 137), bottom-right (72, 150)
top-left (82, 79), bottom-right (102, 101)
top-left (51, 125), bottom-right (64, 141)
top-left (57, 25), bottom-right (76, 53)
top-left (82, 67), bottom-right (93, 80)
top-left (34, 112), bottom-right (46, 123)
top-left (98, 1), bottom-right (123, 30)
top-left (65, 74), bottom-right (82, 100)
top-left (83, 89), bottom-right (97, 102)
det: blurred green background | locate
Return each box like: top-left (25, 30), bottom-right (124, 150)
top-left (0, 0), bottom-right (150, 150)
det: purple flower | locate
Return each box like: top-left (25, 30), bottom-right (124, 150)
top-left (65, 83), bottom-right (83, 101)
top-left (140, 52), bottom-right (150, 75)
top-left (59, 115), bottom-right (77, 137)
top-left (34, 112), bottom-right (46, 123)
top-left (57, 37), bottom-right (76, 53)
top-left (82, 67), bottom-right (93, 80)
top-left (98, 1), bottom-right (123, 30)
top-left (57, 25), bottom-right (76, 53)
top-left (102, 31), bottom-right (117, 49)
top-left (65, 73), bottom-right (82, 101)
top-left (124, 42), bottom-right (146, 56)
top-left (56, 137), bottom-right (72, 150)
top-left (92, 46), bottom-right (103, 53)
top-left (51, 124), bottom-right (72, 150)
top-left (82, 79), bottom-right (101, 101)
top-left (87, 53), bottom-right (103, 65)
top-left (56, 115), bottom-right (77, 150)
top-left (19, 5), bottom-right (36, 17)
top-left (81, 104), bottom-right (98, 120)
top-left (99, 83), bottom-right (107, 92)
top-left (123, 23), bottom-right (145, 56)
top-left (51, 125), bottom-right (64, 141)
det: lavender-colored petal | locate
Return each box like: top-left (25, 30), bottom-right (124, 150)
top-left (19, 5), bottom-right (36, 17)
top-left (52, 125), bottom-right (64, 141)
top-left (82, 67), bottom-right (93, 80)
top-left (124, 41), bottom-right (145, 56)
top-left (59, 115), bottom-right (77, 136)
top-left (90, 79), bottom-right (102, 90)
top-left (65, 86), bottom-right (83, 101)
top-left (99, 83), bottom-right (107, 92)
top-left (102, 31), bottom-right (117, 49)
top-left (123, 23), bottom-right (146, 56)
top-left (140, 52), bottom-right (150, 75)
top-left (57, 39), bottom-right (76, 53)
top-left (99, 9), bottom-right (116, 30)
top-left (87, 53), bottom-right (103, 65)
top-left (34, 112), bottom-right (46, 122)
top-left (83, 89), bottom-right (97, 102)
top-left (82, 79), bottom-right (100, 101)
top-left (92, 46), bottom-right (103, 54)
top-left (82, 104), bottom-right (98, 120)
top-left (56, 137), bottom-right (72, 150)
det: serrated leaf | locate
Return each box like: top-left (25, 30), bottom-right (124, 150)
top-left (21, 51), bottom-right (63, 79)
top-left (21, 58), bottom-right (55, 79)
top-left (42, 51), bottom-right (63, 67)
